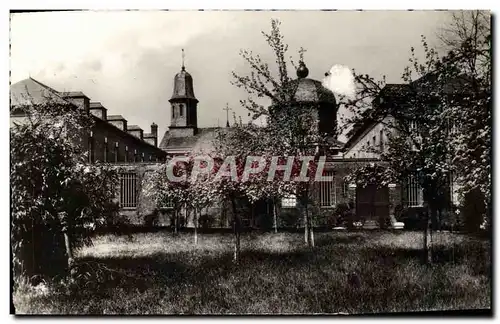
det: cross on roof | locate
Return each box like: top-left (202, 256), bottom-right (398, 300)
top-left (223, 103), bottom-right (232, 128)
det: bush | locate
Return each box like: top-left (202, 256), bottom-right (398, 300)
top-left (11, 102), bottom-right (119, 280)
top-left (328, 202), bottom-right (354, 228)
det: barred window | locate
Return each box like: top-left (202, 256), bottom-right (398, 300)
top-left (281, 194), bottom-right (297, 208)
top-left (119, 172), bottom-right (138, 208)
top-left (404, 173), bottom-right (423, 207)
top-left (318, 171), bottom-right (336, 207)
top-left (161, 198), bottom-right (174, 209)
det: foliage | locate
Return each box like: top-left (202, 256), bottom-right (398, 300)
top-left (344, 11), bottom-right (491, 232)
top-left (231, 19), bottom-right (333, 245)
top-left (10, 101), bottom-right (119, 279)
top-left (327, 202), bottom-right (355, 228)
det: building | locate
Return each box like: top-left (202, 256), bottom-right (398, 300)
top-left (148, 60), bottom-right (406, 230)
top-left (11, 59), bottom-right (425, 230)
top-left (10, 77), bottom-right (168, 222)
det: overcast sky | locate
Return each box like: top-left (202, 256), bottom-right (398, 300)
top-left (10, 10), bottom-right (452, 142)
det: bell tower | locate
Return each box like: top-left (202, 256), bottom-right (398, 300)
top-left (168, 49), bottom-right (198, 137)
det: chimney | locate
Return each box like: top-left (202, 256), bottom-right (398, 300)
top-left (151, 122), bottom-right (158, 137)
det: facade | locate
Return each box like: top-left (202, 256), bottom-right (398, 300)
top-left (11, 63), bottom-right (414, 230)
top-left (149, 61), bottom-right (406, 230)
top-left (10, 77), bottom-right (168, 224)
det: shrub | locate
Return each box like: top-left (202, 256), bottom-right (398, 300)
top-left (11, 102), bottom-right (119, 280)
top-left (328, 202), bottom-right (354, 228)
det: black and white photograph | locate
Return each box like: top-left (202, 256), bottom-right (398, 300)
top-left (8, 9), bottom-right (492, 315)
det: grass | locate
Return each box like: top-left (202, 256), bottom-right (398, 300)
top-left (12, 230), bottom-right (491, 315)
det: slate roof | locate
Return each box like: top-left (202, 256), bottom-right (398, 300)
top-left (170, 68), bottom-right (198, 102)
top-left (90, 102), bottom-right (106, 109)
top-left (281, 78), bottom-right (337, 104)
top-left (60, 91), bottom-right (89, 98)
top-left (107, 115), bottom-right (126, 121)
top-left (159, 127), bottom-right (221, 152)
top-left (127, 125), bottom-right (143, 131)
top-left (10, 77), bottom-right (70, 108)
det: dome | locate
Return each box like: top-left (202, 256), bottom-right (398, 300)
top-left (278, 61), bottom-right (336, 105)
top-left (169, 66), bottom-right (198, 102)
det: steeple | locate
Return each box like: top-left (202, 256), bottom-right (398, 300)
top-left (168, 49), bottom-right (198, 134)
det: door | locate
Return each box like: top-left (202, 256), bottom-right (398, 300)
top-left (356, 184), bottom-right (389, 225)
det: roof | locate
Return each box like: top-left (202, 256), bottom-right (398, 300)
top-left (127, 125), bottom-right (143, 131)
top-left (107, 115), bottom-right (126, 121)
top-left (160, 127), bottom-right (221, 152)
top-left (10, 77), bottom-right (162, 155)
top-left (90, 102), bottom-right (106, 109)
top-left (169, 67), bottom-right (198, 102)
top-left (10, 77), bottom-right (70, 108)
top-left (60, 91), bottom-right (89, 98)
top-left (143, 133), bottom-right (155, 138)
top-left (281, 78), bottom-right (337, 104)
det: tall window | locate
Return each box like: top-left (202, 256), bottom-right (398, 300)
top-left (404, 173), bottom-right (423, 207)
top-left (379, 130), bottom-right (384, 151)
top-left (318, 171), bottom-right (336, 207)
top-left (119, 172), bottom-right (138, 208)
top-left (114, 142), bottom-right (119, 162)
top-left (180, 104), bottom-right (184, 117)
top-left (88, 131), bottom-right (95, 163)
top-left (104, 137), bottom-right (108, 162)
top-left (409, 120), bottom-right (418, 132)
top-left (125, 146), bottom-right (128, 162)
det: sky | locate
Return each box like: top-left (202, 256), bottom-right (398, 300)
top-left (10, 10), bottom-right (453, 142)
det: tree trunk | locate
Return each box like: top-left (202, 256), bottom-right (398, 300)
top-left (423, 204), bottom-right (433, 264)
top-left (231, 197), bottom-right (241, 264)
top-left (273, 199), bottom-right (278, 234)
top-left (193, 208), bottom-right (198, 245)
top-left (303, 203), bottom-right (309, 245)
top-left (62, 230), bottom-right (74, 280)
top-left (59, 212), bottom-right (74, 280)
top-left (174, 209), bottom-right (178, 234)
top-left (306, 200), bottom-right (314, 247)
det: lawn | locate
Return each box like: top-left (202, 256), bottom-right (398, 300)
top-left (13, 230), bottom-right (491, 315)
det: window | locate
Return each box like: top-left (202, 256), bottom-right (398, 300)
top-left (119, 172), bottom-right (138, 208)
top-left (161, 198), bottom-right (174, 209)
top-left (318, 171), bottom-right (336, 207)
top-left (404, 173), bottom-right (423, 207)
top-left (88, 132), bottom-right (95, 163)
top-left (379, 130), bottom-right (384, 151)
top-left (372, 135), bottom-right (376, 148)
top-left (409, 120), bottom-right (418, 132)
top-left (281, 194), bottom-right (297, 208)
top-left (114, 142), bottom-right (119, 162)
top-left (180, 104), bottom-right (184, 117)
top-left (342, 181), bottom-right (349, 198)
top-left (104, 137), bottom-right (108, 162)
top-left (125, 146), bottom-right (129, 162)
